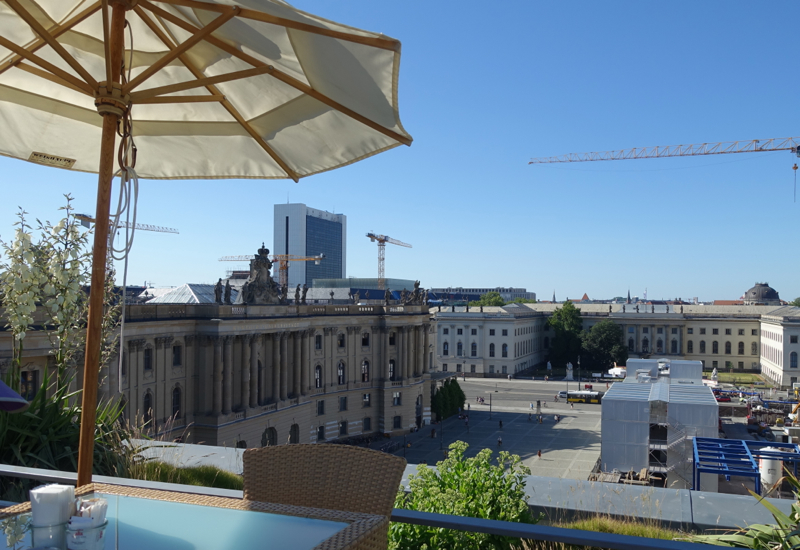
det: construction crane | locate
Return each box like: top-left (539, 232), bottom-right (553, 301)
top-left (528, 137), bottom-right (800, 164)
top-left (366, 232), bottom-right (412, 290)
top-left (219, 253), bottom-right (324, 289)
top-left (75, 214), bottom-right (179, 234)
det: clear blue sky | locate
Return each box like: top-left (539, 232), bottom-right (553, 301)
top-left (1, 1), bottom-right (798, 302)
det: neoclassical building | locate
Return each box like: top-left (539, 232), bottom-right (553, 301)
top-left (1, 302), bottom-right (435, 448)
top-left (430, 303), bottom-right (800, 388)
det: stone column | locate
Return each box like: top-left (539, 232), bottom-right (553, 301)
top-left (185, 335), bottom-right (196, 418)
top-left (382, 327), bottom-right (390, 380)
top-left (398, 327), bottom-right (405, 380)
top-left (250, 335), bottom-right (259, 408)
top-left (223, 335), bottom-right (233, 414)
top-left (271, 333), bottom-right (280, 403)
top-left (346, 326), bottom-right (359, 384)
top-left (409, 325), bottom-right (415, 377)
top-left (300, 330), bottom-right (309, 396)
top-left (280, 332), bottom-right (289, 401)
top-left (213, 337), bottom-right (222, 415)
top-left (241, 335), bottom-right (251, 410)
top-left (423, 324), bottom-right (430, 374)
top-left (293, 331), bottom-right (302, 397)
top-left (417, 326), bottom-right (424, 377)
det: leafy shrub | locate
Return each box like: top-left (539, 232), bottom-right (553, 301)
top-left (391, 440), bottom-right (537, 550)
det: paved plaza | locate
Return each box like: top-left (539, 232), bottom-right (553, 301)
top-left (386, 377), bottom-right (602, 481)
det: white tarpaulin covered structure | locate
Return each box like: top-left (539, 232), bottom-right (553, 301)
top-left (0, 0), bottom-right (412, 486)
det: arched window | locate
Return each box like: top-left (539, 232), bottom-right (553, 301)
top-left (752, 342), bottom-right (758, 355)
top-left (289, 423), bottom-right (300, 444)
top-left (642, 338), bottom-right (649, 353)
top-left (725, 342), bottom-right (731, 355)
top-left (700, 340), bottom-right (706, 353)
top-left (361, 361), bottom-right (370, 382)
top-left (389, 360), bottom-right (396, 381)
top-left (628, 338), bottom-right (634, 351)
top-left (172, 387), bottom-right (181, 419)
top-left (656, 339), bottom-right (663, 353)
top-left (263, 427), bottom-right (277, 447)
top-left (489, 343), bottom-right (495, 357)
top-left (713, 341), bottom-right (719, 354)
top-left (443, 342), bottom-right (449, 356)
top-left (670, 339), bottom-right (677, 354)
top-left (792, 352), bottom-right (798, 369)
top-left (471, 342), bottom-right (477, 357)
top-left (337, 362), bottom-right (345, 385)
top-left (339, 420), bottom-right (347, 436)
top-left (502, 344), bottom-right (508, 358)
top-left (457, 342), bottom-right (463, 356)
top-left (315, 365), bottom-right (322, 388)
top-left (738, 342), bottom-right (744, 355)
top-left (687, 340), bottom-right (694, 353)
top-left (143, 393), bottom-right (153, 425)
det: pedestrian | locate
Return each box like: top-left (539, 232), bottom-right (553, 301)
top-left (467, 403), bottom-right (470, 411)
top-left (431, 428), bottom-right (436, 438)
top-left (570, 402), bottom-right (574, 409)
top-left (554, 414), bottom-right (559, 423)
top-left (545, 375), bottom-right (548, 382)
top-left (499, 420), bottom-right (503, 430)
top-left (537, 449), bottom-right (542, 458)
top-left (497, 436), bottom-right (503, 447)
top-left (528, 413), bottom-right (532, 421)
top-left (606, 382), bottom-right (609, 389)
top-left (538, 415), bottom-right (542, 424)
top-left (530, 402), bottom-right (534, 410)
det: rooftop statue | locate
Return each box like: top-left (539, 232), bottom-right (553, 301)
top-left (235, 243), bottom-right (281, 305)
top-left (214, 278), bottom-right (223, 304)
top-left (223, 280), bottom-right (232, 305)
top-left (301, 284), bottom-right (308, 305)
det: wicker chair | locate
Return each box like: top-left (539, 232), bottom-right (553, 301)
top-left (242, 444), bottom-right (407, 517)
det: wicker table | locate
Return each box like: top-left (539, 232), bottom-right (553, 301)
top-left (0, 483), bottom-right (388, 550)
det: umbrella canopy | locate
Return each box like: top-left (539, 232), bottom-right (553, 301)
top-left (0, 380), bottom-right (30, 413)
top-left (0, 0), bottom-right (412, 486)
top-left (0, 0), bottom-right (412, 180)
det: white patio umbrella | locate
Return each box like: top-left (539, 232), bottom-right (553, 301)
top-left (0, 0), bottom-right (412, 485)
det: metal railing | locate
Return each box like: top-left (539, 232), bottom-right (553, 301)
top-left (0, 464), bottom-right (718, 550)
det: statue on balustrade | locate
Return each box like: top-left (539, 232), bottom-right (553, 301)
top-left (236, 243), bottom-right (281, 305)
top-left (214, 278), bottom-right (223, 304)
top-left (224, 281), bottom-right (232, 305)
top-left (384, 288), bottom-right (392, 305)
top-left (295, 284), bottom-right (301, 304)
top-left (301, 284), bottom-right (308, 305)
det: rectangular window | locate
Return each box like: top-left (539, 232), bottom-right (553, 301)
top-left (393, 416), bottom-right (402, 429)
top-left (792, 336), bottom-right (799, 344)
top-left (489, 365), bottom-right (495, 374)
top-left (687, 328), bottom-right (694, 334)
top-left (363, 417), bottom-right (371, 432)
top-left (725, 329), bottom-right (731, 335)
top-left (489, 329), bottom-right (495, 336)
top-left (471, 328), bottom-right (477, 335)
top-left (457, 328), bottom-right (463, 335)
top-left (752, 329), bottom-right (758, 336)
top-left (671, 328), bottom-right (678, 335)
top-left (363, 393), bottom-right (371, 407)
top-left (362, 333), bottom-right (369, 346)
top-left (700, 328), bottom-right (706, 335)
top-left (339, 396), bottom-right (347, 411)
top-left (317, 400), bottom-right (325, 416)
top-left (172, 345), bottom-right (182, 366)
top-left (643, 327), bottom-right (649, 334)
top-left (393, 392), bottom-right (401, 406)
top-left (144, 348), bottom-right (153, 371)
top-left (470, 365), bottom-right (476, 373)
top-left (628, 327), bottom-right (635, 333)
top-left (502, 329), bottom-right (508, 336)
top-left (339, 420), bottom-right (347, 436)
top-left (442, 364), bottom-right (448, 372)
top-left (317, 425), bottom-right (325, 441)
top-left (390, 332), bottom-right (396, 345)
top-left (657, 328), bottom-right (663, 334)
top-left (456, 364), bottom-right (462, 372)
top-left (337, 334), bottom-right (345, 348)
top-left (738, 362), bottom-right (744, 369)
top-left (738, 329), bottom-right (745, 336)
top-left (712, 361), bottom-right (718, 368)
top-left (501, 365), bottom-right (507, 374)
top-left (712, 328), bottom-right (719, 335)
top-left (20, 370), bottom-right (39, 401)
top-left (443, 328), bottom-right (449, 335)
top-left (315, 335), bottom-right (322, 350)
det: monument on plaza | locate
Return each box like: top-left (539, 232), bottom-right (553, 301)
top-left (565, 362), bottom-right (574, 381)
top-left (235, 243), bottom-right (281, 305)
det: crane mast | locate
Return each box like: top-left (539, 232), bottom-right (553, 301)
top-left (366, 232), bottom-right (411, 290)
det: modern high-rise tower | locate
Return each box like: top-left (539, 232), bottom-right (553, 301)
top-left (273, 203), bottom-right (346, 289)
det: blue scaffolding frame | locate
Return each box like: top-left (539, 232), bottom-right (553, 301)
top-left (692, 437), bottom-right (800, 493)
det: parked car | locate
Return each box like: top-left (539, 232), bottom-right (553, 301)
top-left (716, 395), bottom-right (731, 402)
top-left (558, 391), bottom-right (568, 399)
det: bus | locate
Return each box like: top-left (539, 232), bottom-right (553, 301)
top-left (566, 390), bottom-right (603, 404)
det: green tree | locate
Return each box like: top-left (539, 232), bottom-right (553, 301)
top-left (469, 291), bottom-right (505, 307)
top-left (791, 297), bottom-right (800, 308)
top-left (581, 320), bottom-right (628, 373)
top-left (391, 441), bottom-right (537, 550)
top-left (509, 297), bottom-right (536, 304)
top-left (547, 301), bottom-right (583, 368)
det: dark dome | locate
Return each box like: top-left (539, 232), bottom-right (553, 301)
top-left (744, 282), bottom-right (781, 305)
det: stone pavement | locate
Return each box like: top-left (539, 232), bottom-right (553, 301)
top-left (386, 407), bottom-right (601, 481)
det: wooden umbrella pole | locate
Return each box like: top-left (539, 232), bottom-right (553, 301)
top-left (76, 1), bottom-right (129, 488)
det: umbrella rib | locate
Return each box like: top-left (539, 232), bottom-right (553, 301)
top-left (4, 0), bottom-right (99, 89)
top-left (134, 5), bottom-right (300, 182)
top-left (0, 34), bottom-right (94, 95)
top-left (0, 1), bottom-right (101, 77)
top-left (123, 6), bottom-right (238, 94)
top-left (135, 94), bottom-right (224, 104)
top-left (129, 65), bottom-right (273, 100)
top-left (15, 61), bottom-right (94, 96)
top-left (151, 0), bottom-right (400, 51)
top-left (141, 0), bottom-right (412, 146)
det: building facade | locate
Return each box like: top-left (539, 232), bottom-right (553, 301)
top-left (429, 287), bottom-right (536, 303)
top-left (273, 203), bottom-right (346, 288)
top-left (1, 302), bottom-right (434, 448)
